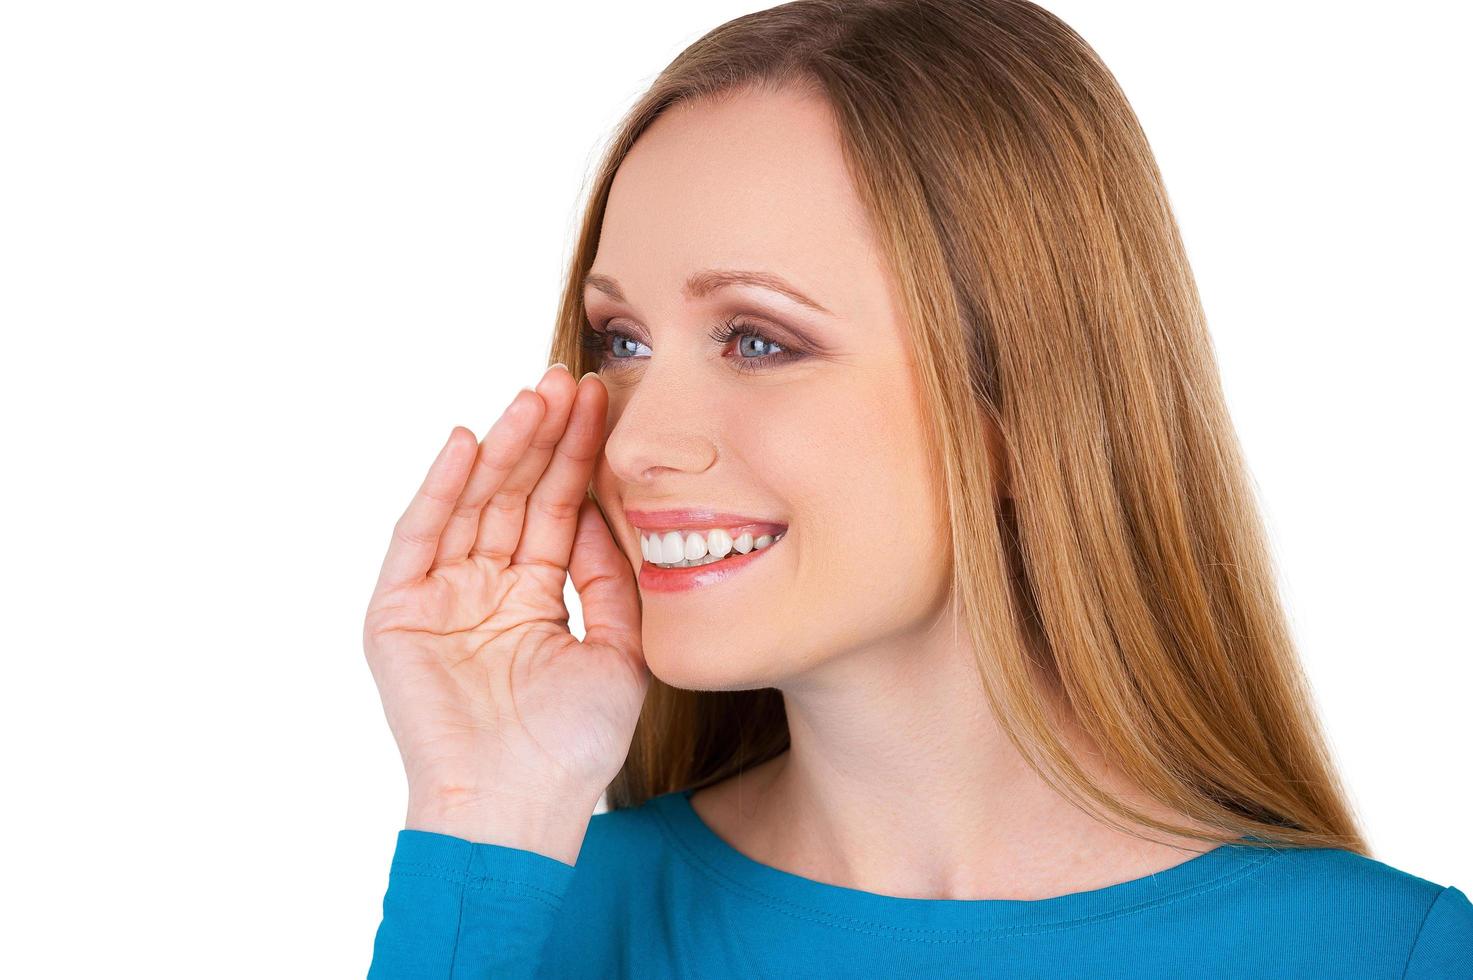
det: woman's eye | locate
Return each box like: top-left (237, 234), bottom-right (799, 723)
top-left (579, 323), bottom-right (646, 363)
top-left (733, 333), bottom-right (781, 359)
top-left (579, 317), bottom-right (806, 374)
top-left (610, 334), bottom-right (652, 360)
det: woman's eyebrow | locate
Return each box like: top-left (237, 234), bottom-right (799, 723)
top-left (582, 268), bottom-right (834, 317)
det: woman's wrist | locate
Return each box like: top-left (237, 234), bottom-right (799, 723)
top-left (404, 784), bottom-right (597, 866)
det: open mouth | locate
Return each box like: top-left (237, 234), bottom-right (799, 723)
top-left (634, 525), bottom-right (789, 593)
top-left (642, 529), bottom-right (787, 569)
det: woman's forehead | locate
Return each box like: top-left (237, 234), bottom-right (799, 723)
top-left (591, 90), bottom-right (887, 326)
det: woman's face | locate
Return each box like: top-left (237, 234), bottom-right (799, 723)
top-left (586, 86), bottom-right (953, 692)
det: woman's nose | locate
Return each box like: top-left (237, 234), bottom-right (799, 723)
top-left (600, 363), bottom-right (719, 486)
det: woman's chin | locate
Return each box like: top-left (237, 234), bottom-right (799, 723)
top-left (640, 632), bottom-right (780, 692)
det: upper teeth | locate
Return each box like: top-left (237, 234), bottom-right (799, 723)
top-left (638, 527), bottom-right (786, 566)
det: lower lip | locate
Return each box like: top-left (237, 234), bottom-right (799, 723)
top-left (638, 535), bottom-right (786, 593)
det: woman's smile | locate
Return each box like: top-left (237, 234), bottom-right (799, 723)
top-left (636, 528), bottom-right (788, 593)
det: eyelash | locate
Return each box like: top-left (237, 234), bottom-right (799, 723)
top-left (579, 314), bottom-right (806, 375)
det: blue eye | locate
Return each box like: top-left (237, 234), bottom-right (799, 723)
top-left (579, 315), bottom-right (806, 375)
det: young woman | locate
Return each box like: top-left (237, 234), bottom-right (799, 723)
top-left (363, 1), bottom-right (1471, 976)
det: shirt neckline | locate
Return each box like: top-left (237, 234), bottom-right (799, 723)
top-left (649, 787), bottom-right (1284, 935)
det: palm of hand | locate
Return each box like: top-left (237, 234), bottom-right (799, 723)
top-left (362, 365), bottom-right (648, 819)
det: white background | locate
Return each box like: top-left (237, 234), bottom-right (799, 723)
top-left (1, 1), bottom-right (1468, 975)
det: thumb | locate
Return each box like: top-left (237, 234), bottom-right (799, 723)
top-left (568, 494), bottom-right (644, 668)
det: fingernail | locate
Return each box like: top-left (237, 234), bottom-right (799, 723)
top-left (580, 371), bottom-right (599, 383)
top-left (549, 362), bottom-right (569, 373)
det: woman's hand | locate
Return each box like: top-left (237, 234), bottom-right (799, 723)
top-left (362, 365), bottom-right (647, 861)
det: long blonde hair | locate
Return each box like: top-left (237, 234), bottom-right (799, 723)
top-left (547, 0), bottom-right (1365, 854)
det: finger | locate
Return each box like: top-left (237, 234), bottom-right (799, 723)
top-left (511, 372), bottom-right (607, 571)
top-left (471, 366), bottom-right (579, 561)
top-left (568, 494), bottom-right (644, 666)
top-left (433, 374), bottom-right (558, 565)
top-left (374, 426), bottom-right (477, 590)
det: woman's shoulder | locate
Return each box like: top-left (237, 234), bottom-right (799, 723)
top-left (1260, 841), bottom-right (1463, 902)
top-left (1240, 842), bottom-right (1472, 975)
top-left (1247, 839), bottom-right (1460, 911)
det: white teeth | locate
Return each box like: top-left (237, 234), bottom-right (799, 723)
top-left (638, 526), bottom-right (786, 569)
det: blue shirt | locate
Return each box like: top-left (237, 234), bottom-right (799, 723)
top-left (368, 787), bottom-right (1473, 978)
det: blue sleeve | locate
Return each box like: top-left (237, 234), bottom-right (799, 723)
top-left (1403, 885), bottom-right (1473, 979)
top-left (367, 829), bottom-right (577, 980)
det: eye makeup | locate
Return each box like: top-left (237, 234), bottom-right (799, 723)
top-left (580, 312), bottom-right (809, 375)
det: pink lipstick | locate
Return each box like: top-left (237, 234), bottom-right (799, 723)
top-left (625, 508), bottom-right (789, 594)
